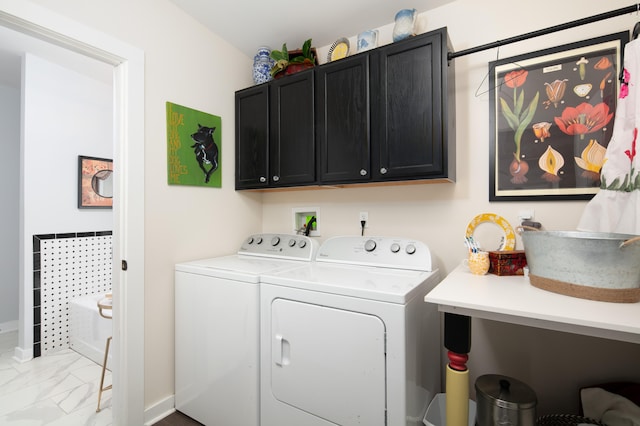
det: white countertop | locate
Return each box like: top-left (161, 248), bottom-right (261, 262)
top-left (424, 266), bottom-right (640, 344)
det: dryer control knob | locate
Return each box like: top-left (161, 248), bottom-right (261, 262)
top-left (288, 239), bottom-right (296, 247)
top-left (406, 244), bottom-right (416, 255)
top-left (364, 239), bottom-right (377, 252)
top-left (271, 236), bottom-right (281, 246)
top-left (247, 237), bottom-right (254, 244)
top-left (298, 240), bottom-right (307, 248)
top-left (390, 243), bottom-right (401, 253)
top-left (256, 237), bottom-right (263, 244)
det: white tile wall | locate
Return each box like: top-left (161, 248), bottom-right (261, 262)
top-left (34, 232), bottom-right (112, 357)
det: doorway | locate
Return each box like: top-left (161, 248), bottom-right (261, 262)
top-left (0, 3), bottom-right (145, 425)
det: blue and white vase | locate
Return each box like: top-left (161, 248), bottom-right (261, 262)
top-left (253, 47), bottom-right (274, 85)
top-left (357, 30), bottom-right (379, 53)
top-left (392, 9), bottom-right (417, 42)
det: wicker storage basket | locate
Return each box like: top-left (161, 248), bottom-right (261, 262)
top-left (536, 414), bottom-right (605, 426)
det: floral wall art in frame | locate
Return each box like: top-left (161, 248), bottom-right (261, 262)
top-left (489, 31), bottom-right (628, 201)
top-left (166, 101), bottom-right (222, 187)
top-left (78, 155), bottom-right (113, 209)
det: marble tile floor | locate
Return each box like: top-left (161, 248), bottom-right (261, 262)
top-left (0, 330), bottom-right (112, 425)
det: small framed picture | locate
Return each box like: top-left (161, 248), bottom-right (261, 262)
top-left (78, 155), bottom-right (113, 209)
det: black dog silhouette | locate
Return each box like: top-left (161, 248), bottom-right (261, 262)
top-left (190, 124), bottom-right (219, 183)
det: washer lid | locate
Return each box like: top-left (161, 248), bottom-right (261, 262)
top-left (261, 262), bottom-right (440, 304)
top-left (175, 255), bottom-right (308, 282)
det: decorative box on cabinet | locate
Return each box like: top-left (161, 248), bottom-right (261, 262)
top-left (370, 27), bottom-right (455, 183)
top-left (235, 69), bottom-right (315, 190)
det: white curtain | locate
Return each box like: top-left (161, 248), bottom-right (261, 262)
top-left (579, 38), bottom-right (640, 235)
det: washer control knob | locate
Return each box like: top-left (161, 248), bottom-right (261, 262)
top-left (406, 244), bottom-right (416, 255)
top-left (256, 237), bottom-right (263, 244)
top-left (390, 243), bottom-right (401, 253)
top-left (364, 239), bottom-right (377, 252)
top-left (247, 237), bottom-right (254, 244)
top-left (288, 239), bottom-right (296, 247)
top-left (271, 236), bottom-right (280, 246)
top-left (298, 240), bottom-right (307, 248)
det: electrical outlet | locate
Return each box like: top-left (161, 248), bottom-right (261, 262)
top-left (518, 209), bottom-right (534, 221)
top-left (359, 211), bottom-right (368, 227)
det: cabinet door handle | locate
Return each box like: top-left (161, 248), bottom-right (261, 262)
top-left (273, 175), bottom-right (280, 182)
top-left (259, 176), bottom-right (266, 183)
top-left (380, 168), bottom-right (388, 174)
top-left (360, 169), bottom-right (367, 176)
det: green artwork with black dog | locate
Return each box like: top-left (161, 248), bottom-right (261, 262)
top-left (166, 101), bottom-right (222, 187)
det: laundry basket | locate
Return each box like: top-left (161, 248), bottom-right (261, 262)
top-left (536, 414), bottom-right (606, 426)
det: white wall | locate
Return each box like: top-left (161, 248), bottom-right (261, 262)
top-left (24, 0), bottom-right (263, 411)
top-left (0, 84), bottom-right (19, 328)
top-left (23, 53), bottom-right (113, 234)
top-left (20, 52), bottom-right (114, 355)
top-left (263, 0), bottom-right (640, 415)
top-left (20, 0), bottom-right (640, 418)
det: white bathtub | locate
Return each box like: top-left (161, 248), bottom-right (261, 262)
top-left (69, 294), bottom-right (112, 367)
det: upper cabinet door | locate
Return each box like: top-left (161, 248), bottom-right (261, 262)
top-left (270, 70), bottom-right (316, 187)
top-left (235, 85), bottom-right (269, 189)
top-left (371, 29), bottom-right (450, 181)
top-left (316, 55), bottom-right (371, 184)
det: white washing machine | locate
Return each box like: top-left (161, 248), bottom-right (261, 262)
top-left (175, 233), bottom-right (318, 426)
top-left (260, 236), bottom-right (442, 426)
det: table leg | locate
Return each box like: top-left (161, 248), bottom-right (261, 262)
top-left (444, 313), bottom-right (471, 426)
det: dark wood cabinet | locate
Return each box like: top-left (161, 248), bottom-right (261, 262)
top-left (316, 54), bottom-right (371, 184)
top-left (235, 70), bottom-right (315, 190)
top-left (235, 27), bottom-right (454, 190)
top-left (370, 28), bottom-right (455, 182)
top-left (269, 70), bottom-right (316, 187)
top-left (235, 84), bottom-right (269, 189)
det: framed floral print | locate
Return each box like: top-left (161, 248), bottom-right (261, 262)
top-left (489, 31), bottom-right (629, 201)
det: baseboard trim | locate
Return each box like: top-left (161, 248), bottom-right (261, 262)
top-left (0, 320), bottom-right (18, 334)
top-left (13, 345), bottom-right (33, 363)
top-left (144, 394), bottom-right (175, 426)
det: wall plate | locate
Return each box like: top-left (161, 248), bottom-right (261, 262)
top-left (293, 207), bottom-right (320, 237)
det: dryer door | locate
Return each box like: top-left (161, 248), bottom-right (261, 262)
top-left (270, 298), bottom-right (386, 426)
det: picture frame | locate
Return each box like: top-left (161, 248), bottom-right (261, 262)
top-left (166, 102), bottom-right (222, 188)
top-left (489, 31), bottom-right (629, 201)
top-left (78, 155), bottom-right (113, 209)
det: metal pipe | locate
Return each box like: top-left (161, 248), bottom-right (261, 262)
top-left (448, 4), bottom-right (638, 60)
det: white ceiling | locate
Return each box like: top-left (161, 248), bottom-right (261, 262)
top-left (0, 0), bottom-right (456, 89)
top-left (168, 0), bottom-right (456, 59)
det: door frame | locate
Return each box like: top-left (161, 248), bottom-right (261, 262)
top-left (0, 2), bottom-right (145, 424)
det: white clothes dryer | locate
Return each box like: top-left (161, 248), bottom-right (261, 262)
top-left (260, 236), bottom-right (442, 426)
top-left (175, 233), bottom-right (318, 426)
